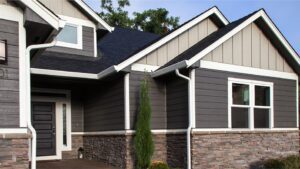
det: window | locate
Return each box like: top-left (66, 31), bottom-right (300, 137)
top-left (62, 103), bottom-right (67, 146)
top-left (229, 78), bottom-right (273, 130)
top-left (56, 24), bottom-right (82, 49)
top-left (0, 40), bottom-right (7, 62)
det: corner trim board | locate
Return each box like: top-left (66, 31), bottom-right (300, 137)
top-left (124, 73), bottom-right (130, 130)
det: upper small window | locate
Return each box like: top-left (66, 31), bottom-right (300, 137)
top-left (56, 24), bottom-right (82, 49)
top-left (0, 40), bottom-right (7, 62)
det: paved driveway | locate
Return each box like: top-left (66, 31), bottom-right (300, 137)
top-left (37, 160), bottom-right (119, 169)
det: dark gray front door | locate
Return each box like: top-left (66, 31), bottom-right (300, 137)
top-left (32, 102), bottom-right (56, 156)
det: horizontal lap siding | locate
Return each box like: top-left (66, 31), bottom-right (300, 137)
top-left (195, 68), bottom-right (297, 128)
top-left (84, 77), bottom-right (124, 131)
top-left (47, 26), bottom-right (94, 56)
top-left (72, 90), bottom-right (84, 132)
top-left (130, 72), bottom-right (166, 129)
top-left (0, 19), bottom-right (19, 127)
top-left (166, 77), bottom-right (188, 129)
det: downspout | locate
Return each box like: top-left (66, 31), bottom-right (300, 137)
top-left (175, 69), bottom-right (195, 169)
top-left (26, 40), bottom-right (57, 169)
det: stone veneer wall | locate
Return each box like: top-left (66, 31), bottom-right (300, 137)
top-left (62, 135), bottom-right (83, 159)
top-left (191, 130), bottom-right (300, 169)
top-left (0, 134), bottom-right (30, 169)
top-left (83, 133), bottom-right (187, 169)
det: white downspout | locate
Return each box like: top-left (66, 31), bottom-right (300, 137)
top-left (175, 69), bottom-right (195, 169)
top-left (26, 40), bottom-right (57, 169)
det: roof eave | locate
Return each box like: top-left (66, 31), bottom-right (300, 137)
top-left (151, 61), bottom-right (188, 77)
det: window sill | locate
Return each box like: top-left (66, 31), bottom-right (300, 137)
top-left (192, 128), bottom-right (299, 135)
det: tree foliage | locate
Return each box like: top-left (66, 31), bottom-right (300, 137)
top-left (98, 0), bottom-right (179, 35)
top-left (134, 77), bottom-right (154, 169)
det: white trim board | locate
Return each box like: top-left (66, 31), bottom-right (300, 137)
top-left (192, 128), bottom-right (299, 132)
top-left (0, 128), bottom-right (28, 134)
top-left (31, 68), bottom-right (98, 79)
top-left (72, 129), bottom-right (187, 135)
top-left (200, 60), bottom-right (298, 80)
top-left (131, 63), bottom-right (159, 72)
top-left (73, 0), bottom-right (113, 32)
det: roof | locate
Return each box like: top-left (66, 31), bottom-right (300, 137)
top-left (32, 27), bottom-right (160, 74)
top-left (153, 9), bottom-right (300, 77)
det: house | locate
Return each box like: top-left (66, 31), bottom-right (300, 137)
top-left (0, 0), bottom-right (299, 169)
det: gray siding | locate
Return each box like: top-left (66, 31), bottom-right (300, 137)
top-left (47, 26), bottom-right (95, 57)
top-left (195, 68), bottom-right (297, 128)
top-left (0, 19), bottom-right (19, 128)
top-left (166, 76), bottom-right (188, 129)
top-left (71, 90), bottom-right (84, 132)
top-left (130, 72), bottom-right (166, 129)
top-left (84, 77), bottom-right (124, 131)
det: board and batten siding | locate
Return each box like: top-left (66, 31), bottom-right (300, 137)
top-left (137, 18), bottom-right (219, 66)
top-left (38, 0), bottom-right (89, 20)
top-left (203, 23), bottom-right (294, 73)
top-left (47, 26), bottom-right (95, 57)
top-left (166, 76), bottom-right (188, 129)
top-left (84, 77), bottom-right (124, 131)
top-left (130, 71), bottom-right (167, 129)
top-left (0, 19), bottom-right (19, 128)
top-left (195, 68), bottom-right (297, 128)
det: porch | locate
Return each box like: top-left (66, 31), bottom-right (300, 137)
top-left (37, 159), bottom-right (119, 169)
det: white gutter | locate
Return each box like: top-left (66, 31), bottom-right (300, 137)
top-left (175, 69), bottom-right (195, 169)
top-left (26, 40), bottom-right (57, 169)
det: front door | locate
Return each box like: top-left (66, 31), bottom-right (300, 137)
top-left (32, 102), bottom-right (56, 157)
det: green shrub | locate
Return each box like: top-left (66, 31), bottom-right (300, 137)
top-left (264, 155), bottom-right (300, 169)
top-left (150, 161), bottom-right (169, 169)
top-left (134, 78), bottom-right (154, 169)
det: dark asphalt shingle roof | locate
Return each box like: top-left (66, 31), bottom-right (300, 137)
top-left (159, 10), bottom-right (258, 70)
top-left (32, 27), bottom-right (160, 73)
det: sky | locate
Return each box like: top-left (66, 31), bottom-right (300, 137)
top-left (84, 0), bottom-right (300, 54)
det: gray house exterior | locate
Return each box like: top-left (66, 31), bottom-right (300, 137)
top-left (0, 1), bottom-right (299, 169)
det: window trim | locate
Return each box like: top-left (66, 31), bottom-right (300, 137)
top-left (56, 23), bottom-right (83, 49)
top-left (0, 40), bottom-right (7, 63)
top-left (228, 78), bottom-right (274, 130)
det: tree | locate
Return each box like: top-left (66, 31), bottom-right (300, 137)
top-left (133, 8), bottom-right (179, 35)
top-left (98, 0), bottom-right (179, 35)
top-left (134, 77), bottom-right (154, 169)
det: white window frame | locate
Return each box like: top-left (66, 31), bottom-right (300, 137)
top-left (228, 78), bottom-right (274, 130)
top-left (56, 23), bottom-right (83, 49)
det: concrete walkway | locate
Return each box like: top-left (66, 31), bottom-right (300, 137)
top-left (37, 160), bottom-right (119, 169)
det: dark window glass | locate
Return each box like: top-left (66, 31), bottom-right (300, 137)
top-left (254, 108), bottom-right (269, 128)
top-left (63, 104), bottom-right (67, 146)
top-left (232, 83), bottom-right (249, 105)
top-left (255, 86), bottom-right (270, 106)
top-left (232, 107), bottom-right (249, 128)
top-left (57, 25), bottom-right (78, 44)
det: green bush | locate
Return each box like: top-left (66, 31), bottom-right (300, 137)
top-left (264, 155), bottom-right (300, 169)
top-left (134, 78), bottom-right (154, 169)
top-left (150, 161), bottom-right (169, 169)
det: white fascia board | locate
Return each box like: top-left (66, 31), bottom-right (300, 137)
top-left (200, 60), bottom-right (298, 80)
top-left (20, 0), bottom-right (65, 30)
top-left (131, 63), bottom-right (159, 72)
top-left (73, 0), bottom-right (113, 32)
top-left (31, 68), bottom-right (98, 79)
top-left (114, 7), bottom-right (228, 72)
top-left (187, 10), bottom-right (300, 68)
top-left (151, 60), bottom-right (188, 77)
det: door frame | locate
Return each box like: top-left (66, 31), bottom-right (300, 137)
top-left (32, 88), bottom-right (72, 161)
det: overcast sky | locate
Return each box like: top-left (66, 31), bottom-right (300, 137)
top-left (84, 0), bottom-right (300, 54)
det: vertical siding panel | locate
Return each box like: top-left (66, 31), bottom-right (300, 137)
top-left (138, 57), bottom-right (147, 64)
top-left (223, 38), bottom-right (233, 64)
top-left (178, 31), bottom-right (189, 54)
top-left (212, 45), bottom-right (223, 62)
top-left (198, 20), bottom-right (208, 41)
top-left (146, 51), bottom-right (158, 65)
top-left (203, 52), bottom-right (212, 61)
top-left (251, 23), bottom-right (260, 68)
top-left (167, 38), bottom-right (179, 61)
top-left (283, 60), bottom-right (293, 73)
top-left (260, 33), bottom-right (269, 69)
top-left (233, 32), bottom-right (243, 65)
top-left (188, 24), bottom-right (199, 47)
top-left (157, 45), bottom-right (168, 66)
top-left (207, 19), bottom-right (218, 34)
top-left (268, 42), bottom-right (277, 70)
top-left (276, 50), bottom-right (284, 71)
top-left (242, 25), bottom-right (252, 67)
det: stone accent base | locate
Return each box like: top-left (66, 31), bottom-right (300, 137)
top-left (0, 134), bottom-right (30, 169)
top-left (82, 133), bottom-right (187, 169)
top-left (191, 130), bottom-right (300, 169)
top-left (62, 135), bottom-right (83, 159)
